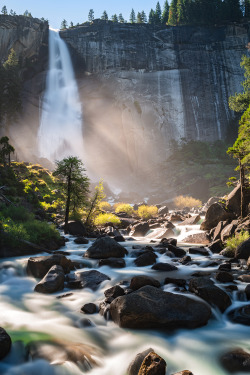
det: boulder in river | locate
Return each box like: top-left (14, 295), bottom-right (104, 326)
top-left (34, 265), bottom-right (65, 294)
top-left (27, 254), bottom-right (74, 278)
top-left (128, 348), bottom-right (154, 375)
top-left (130, 222), bottom-right (150, 237)
top-left (180, 214), bottom-right (201, 226)
top-left (151, 262), bottom-right (178, 271)
top-left (74, 237), bottom-right (89, 244)
top-left (0, 327), bottom-right (11, 359)
top-left (99, 257), bottom-right (126, 268)
top-left (235, 238), bottom-right (250, 260)
top-left (215, 271), bottom-right (234, 283)
top-left (228, 305), bottom-right (250, 326)
top-left (81, 303), bottom-right (97, 314)
top-left (134, 252), bottom-right (157, 267)
top-left (63, 220), bottom-right (87, 236)
top-left (189, 277), bottom-right (231, 312)
top-left (67, 270), bottom-right (110, 290)
top-left (130, 275), bottom-right (161, 290)
top-left (85, 236), bottom-right (128, 259)
top-left (110, 285), bottom-right (211, 329)
top-left (220, 348), bottom-right (250, 373)
top-left (138, 351), bottom-right (166, 375)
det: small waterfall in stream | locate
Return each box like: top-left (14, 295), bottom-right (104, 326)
top-left (38, 29), bottom-right (84, 162)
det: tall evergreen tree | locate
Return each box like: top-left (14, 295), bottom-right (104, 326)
top-left (162, 0), bottom-right (170, 24)
top-left (101, 10), bottom-right (108, 21)
top-left (141, 10), bottom-right (147, 23)
top-left (111, 14), bottom-right (118, 23)
top-left (88, 9), bottom-right (94, 22)
top-left (137, 12), bottom-right (143, 23)
top-left (130, 8), bottom-right (136, 23)
top-left (243, 0), bottom-right (250, 18)
top-left (155, 1), bottom-right (162, 24)
top-left (177, 0), bottom-right (189, 24)
top-left (148, 9), bottom-right (155, 24)
top-left (118, 13), bottom-right (125, 23)
top-left (1, 6), bottom-right (7, 15)
top-left (60, 19), bottom-right (68, 29)
top-left (168, 0), bottom-right (178, 25)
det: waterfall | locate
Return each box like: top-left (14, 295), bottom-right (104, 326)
top-left (38, 29), bottom-right (84, 162)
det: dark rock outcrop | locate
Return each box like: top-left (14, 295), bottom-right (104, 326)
top-left (128, 348), bottom-right (154, 375)
top-left (0, 327), bottom-right (11, 359)
top-left (138, 351), bottom-right (166, 375)
top-left (27, 254), bottom-right (74, 278)
top-left (67, 270), bottom-right (110, 290)
top-left (85, 236), bottom-right (128, 259)
top-left (34, 265), bottom-right (65, 294)
top-left (220, 348), bottom-right (250, 373)
top-left (129, 275), bottom-right (161, 290)
top-left (110, 285), bottom-right (211, 329)
top-left (130, 222), bottom-right (150, 237)
top-left (201, 203), bottom-right (235, 231)
top-left (235, 238), bottom-right (250, 260)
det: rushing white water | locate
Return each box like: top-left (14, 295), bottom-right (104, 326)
top-left (0, 229), bottom-right (250, 375)
top-left (38, 29), bottom-right (84, 162)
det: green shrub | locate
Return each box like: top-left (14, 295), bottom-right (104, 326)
top-left (1, 205), bottom-right (34, 222)
top-left (23, 221), bottom-right (60, 244)
top-left (225, 230), bottom-right (250, 251)
top-left (99, 201), bottom-right (112, 212)
top-left (94, 213), bottom-right (121, 226)
top-left (174, 195), bottom-right (202, 209)
top-left (137, 205), bottom-right (158, 219)
top-left (115, 203), bottom-right (134, 216)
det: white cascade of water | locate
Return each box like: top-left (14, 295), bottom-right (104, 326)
top-left (38, 29), bottom-right (84, 162)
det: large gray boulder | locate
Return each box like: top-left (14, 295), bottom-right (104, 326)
top-left (34, 265), bottom-right (65, 294)
top-left (27, 254), bottom-right (74, 278)
top-left (129, 222), bottom-right (150, 237)
top-left (200, 203), bottom-right (235, 231)
top-left (189, 277), bottom-right (231, 312)
top-left (67, 270), bottom-right (110, 290)
top-left (85, 236), bottom-right (128, 259)
top-left (110, 285), bottom-right (211, 329)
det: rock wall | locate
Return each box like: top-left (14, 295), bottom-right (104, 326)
top-left (59, 22), bottom-right (249, 190)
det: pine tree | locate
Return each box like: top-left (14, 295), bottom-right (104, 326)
top-left (137, 12), bottom-right (143, 23)
top-left (70, 21), bottom-right (74, 28)
top-left (162, 0), bottom-right (170, 24)
top-left (118, 13), bottom-right (125, 23)
top-left (244, 0), bottom-right (250, 18)
top-left (177, 0), bottom-right (189, 24)
top-left (155, 1), bottom-right (162, 24)
top-left (0, 136), bottom-right (15, 167)
top-left (130, 8), bottom-right (136, 23)
top-left (101, 10), bottom-right (108, 21)
top-left (88, 9), bottom-right (94, 22)
top-left (148, 9), bottom-right (155, 24)
top-left (168, 0), bottom-right (178, 25)
top-left (9, 9), bottom-right (14, 16)
top-left (1, 6), bottom-right (7, 15)
top-left (60, 19), bottom-right (68, 29)
top-left (111, 14), bottom-right (118, 23)
top-left (141, 10), bottom-right (147, 23)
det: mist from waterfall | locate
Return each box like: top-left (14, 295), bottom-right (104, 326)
top-left (38, 29), bottom-right (84, 162)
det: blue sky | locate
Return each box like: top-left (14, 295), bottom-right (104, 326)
top-left (2, 0), bottom-right (165, 29)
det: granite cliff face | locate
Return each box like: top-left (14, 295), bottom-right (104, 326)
top-left (59, 22), bottom-right (249, 190)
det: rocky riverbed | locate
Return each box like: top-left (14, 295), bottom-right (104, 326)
top-left (0, 216), bottom-right (250, 375)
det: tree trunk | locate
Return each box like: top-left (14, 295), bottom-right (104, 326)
top-left (239, 160), bottom-right (246, 218)
top-left (64, 169), bottom-right (71, 234)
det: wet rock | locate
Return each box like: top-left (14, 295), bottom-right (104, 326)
top-left (138, 351), bottom-right (166, 375)
top-left (235, 238), bottom-right (250, 260)
top-left (74, 237), bottom-right (89, 244)
top-left (226, 184), bottom-right (242, 217)
top-left (99, 258), bottom-right (126, 268)
top-left (209, 239), bottom-right (223, 253)
top-left (169, 213), bottom-right (184, 222)
top-left (160, 238), bottom-right (177, 246)
top-left (128, 348), bottom-right (154, 375)
top-left (200, 203), bottom-right (235, 231)
top-left (215, 271), bottom-right (234, 283)
top-left (158, 206), bottom-right (169, 215)
top-left (81, 303), bottom-right (97, 314)
top-left (218, 262), bottom-right (231, 271)
top-left (179, 255), bottom-right (191, 265)
top-left (164, 278), bottom-right (186, 287)
top-left (135, 252), bottom-right (157, 267)
top-left (114, 235), bottom-right (126, 242)
top-left (245, 284), bottom-right (250, 300)
top-left (130, 222), bottom-right (150, 237)
top-left (99, 300), bottom-right (110, 318)
top-left (148, 228), bottom-right (175, 240)
top-left (182, 232), bottom-right (210, 244)
top-left (166, 244), bottom-right (186, 257)
top-left (110, 285), bottom-right (211, 329)
top-left (104, 285), bottom-right (125, 299)
top-left (34, 265), bottom-right (65, 294)
top-left (238, 274), bottom-right (250, 283)
top-left (213, 221), bottom-right (229, 241)
top-left (27, 254), bottom-right (74, 278)
top-left (228, 305), bottom-right (250, 326)
top-left (85, 236), bottom-right (128, 259)
top-left (180, 214), bottom-right (201, 226)
top-left (151, 263), bottom-right (178, 271)
top-left (220, 348), bottom-right (250, 373)
top-left (0, 327), bottom-right (11, 359)
top-left (189, 277), bottom-right (231, 312)
top-left (67, 270), bottom-right (110, 290)
top-left (130, 275), bottom-right (161, 290)
top-left (56, 292), bottom-right (74, 299)
top-left (220, 247), bottom-right (235, 258)
top-left (64, 221), bottom-right (87, 236)
top-left (172, 371), bottom-right (194, 375)
top-left (189, 247), bottom-right (209, 256)
top-left (221, 222), bottom-right (238, 242)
